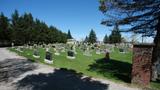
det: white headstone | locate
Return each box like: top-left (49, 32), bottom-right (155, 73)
top-left (11, 42), bottom-right (14, 48)
top-left (96, 48), bottom-right (101, 54)
top-left (54, 48), bottom-right (60, 56)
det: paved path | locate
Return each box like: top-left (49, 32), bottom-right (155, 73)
top-left (0, 48), bottom-right (141, 90)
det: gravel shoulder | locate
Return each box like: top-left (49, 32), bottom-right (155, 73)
top-left (0, 48), bottom-right (141, 90)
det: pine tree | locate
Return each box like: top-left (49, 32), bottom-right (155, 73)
top-left (84, 36), bottom-right (89, 43)
top-left (88, 29), bottom-right (97, 44)
top-left (0, 10), bottom-right (68, 45)
top-left (109, 24), bottom-right (121, 44)
top-left (103, 34), bottom-right (109, 44)
top-left (0, 13), bottom-right (10, 42)
top-left (67, 30), bottom-right (73, 39)
top-left (11, 10), bottom-right (21, 44)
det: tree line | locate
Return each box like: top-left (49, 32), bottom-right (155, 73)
top-left (0, 10), bottom-right (68, 46)
top-left (0, 10), bottom-right (122, 46)
top-left (84, 28), bottom-right (122, 44)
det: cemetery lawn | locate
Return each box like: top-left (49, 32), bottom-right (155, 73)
top-left (9, 47), bottom-right (160, 89)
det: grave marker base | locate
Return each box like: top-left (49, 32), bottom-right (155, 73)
top-left (55, 53), bottom-right (60, 56)
top-left (67, 56), bottom-right (75, 59)
top-left (33, 55), bottom-right (40, 58)
top-left (44, 59), bottom-right (53, 64)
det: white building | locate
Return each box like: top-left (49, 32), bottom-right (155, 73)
top-left (66, 39), bottom-right (77, 45)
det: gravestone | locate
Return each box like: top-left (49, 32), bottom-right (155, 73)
top-left (61, 47), bottom-right (65, 52)
top-left (124, 47), bottom-right (128, 53)
top-left (52, 45), bottom-right (56, 48)
top-left (33, 49), bottom-right (40, 58)
top-left (96, 48), bottom-right (101, 54)
top-left (67, 50), bottom-right (75, 59)
top-left (17, 46), bottom-right (24, 52)
top-left (15, 46), bottom-right (19, 51)
top-left (29, 46), bottom-right (33, 50)
top-left (81, 44), bottom-right (87, 52)
top-left (54, 48), bottom-right (60, 56)
top-left (33, 44), bottom-right (37, 48)
top-left (39, 44), bottom-right (43, 48)
top-left (46, 48), bottom-right (50, 52)
top-left (11, 42), bottom-right (14, 48)
top-left (83, 47), bottom-right (92, 56)
top-left (44, 51), bottom-right (53, 64)
top-left (73, 45), bottom-right (77, 54)
top-left (14, 46), bottom-right (18, 50)
top-left (100, 49), bottom-right (106, 54)
top-left (20, 46), bottom-right (24, 52)
top-left (26, 44), bottom-right (29, 49)
top-left (119, 48), bottom-right (125, 53)
top-left (42, 44), bottom-right (46, 48)
top-left (131, 44), bottom-right (154, 86)
top-left (107, 44), bottom-right (114, 52)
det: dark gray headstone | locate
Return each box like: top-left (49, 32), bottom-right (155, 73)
top-left (67, 50), bottom-right (75, 59)
top-left (44, 51), bottom-right (53, 64)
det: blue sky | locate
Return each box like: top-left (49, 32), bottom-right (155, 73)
top-left (0, 0), bottom-right (114, 41)
top-left (0, 0), bottom-right (153, 42)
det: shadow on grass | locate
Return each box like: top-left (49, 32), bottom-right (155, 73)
top-left (0, 58), bottom-right (37, 82)
top-left (88, 58), bottom-right (132, 83)
top-left (15, 68), bottom-right (109, 90)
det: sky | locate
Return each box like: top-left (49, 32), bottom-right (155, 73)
top-left (0, 0), bottom-right (153, 42)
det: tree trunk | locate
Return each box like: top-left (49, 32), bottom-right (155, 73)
top-left (151, 17), bottom-right (160, 81)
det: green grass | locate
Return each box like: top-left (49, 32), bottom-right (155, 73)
top-left (9, 47), bottom-right (160, 90)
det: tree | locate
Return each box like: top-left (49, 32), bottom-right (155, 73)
top-left (10, 10), bottom-right (68, 45)
top-left (0, 10), bottom-right (68, 46)
top-left (99, 0), bottom-right (160, 80)
top-left (84, 36), bottom-right (89, 43)
top-left (103, 34), bottom-right (109, 44)
top-left (109, 24), bottom-right (121, 44)
top-left (88, 29), bottom-right (97, 44)
top-left (11, 10), bottom-right (22, 44)
top-left (0, 13), bottom-right (10, 42)
top-left (22, 13), bottom-right (34, 43)
top-left (67, 30), bottom-right (73, 39)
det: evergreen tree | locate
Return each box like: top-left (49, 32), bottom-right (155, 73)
top-left (88, 29), bottom-right (97, 44)
top-left (0, 13), bottom-right (10, 42)
top-left (22, 13), bottom-right (34, 43)
top-left (84, 36), bottom-right (89, 43)
top-left (67, 30), bottom-right (73, 39)
top-left (11, 10), bottom-right (22, 44)
top-left (109, 24), bottom-right (121, 44)
top-left (103, 34), bottom-right (109, 44)
top-left (0, 10), bottom-right (68, 46)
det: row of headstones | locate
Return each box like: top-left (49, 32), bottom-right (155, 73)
top-left (47, 43), bottom-right (113, 57)
top-left (12, 42), bottom-right (130, 53)
top-left (82, 47), bottom-right (110, 56)
top-left (79, 44), bottom-right (113, 56)
top-left (13, 43), bottom-right (128, 59)
top-left (12, 42), bottom-right (112, 53)
top-left (13, 43), bottom-right (129, 56)
top-left (14, 46), bottom-right (24, 52)
top-left (32, 48), bottom-right (76, 64)
top-left (13, 44), bottom-right (111, 64)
